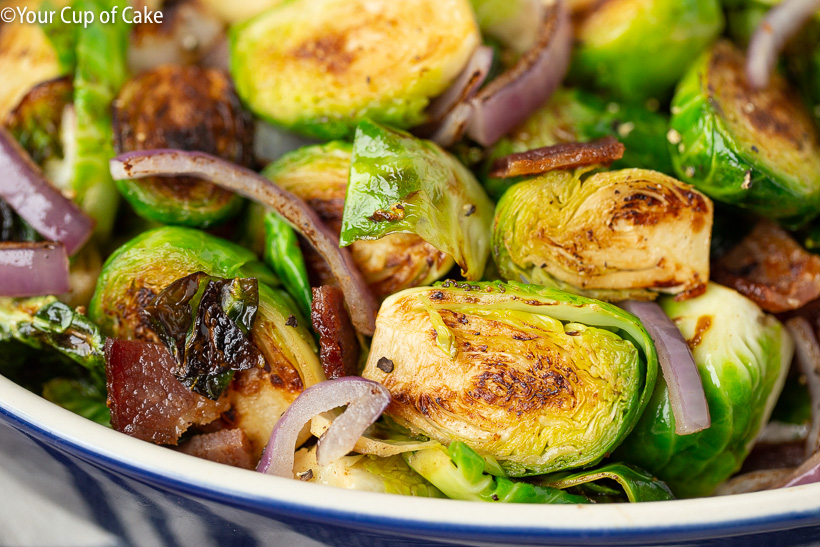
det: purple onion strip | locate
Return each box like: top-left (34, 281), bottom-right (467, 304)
top-left (0, 242), bottom-right (70, 297)
top-left (0, 129), bottom-right (94, 255)
top-left (256, 377), bottom-right (390, 477)
top-left (466, 0), bottom-right (572, 147)
top-left (784, 317), bottom-right (820, 458)
top-left (109, 149), bottom-right (377, 335)
top-left (746, 0), bottom-right (820, 89)
top-left (620, 300), bottom-right (711, 435)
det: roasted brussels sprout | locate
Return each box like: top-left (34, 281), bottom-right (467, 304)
top-left (570, 0), bottom-right (724, 102)
top-left (493, 168), bottom-right (713, 301)
top-left (406, 442), bottom-right (589, 504)
top-left (293, 446), bottom-right (445, 497)
top-left (229, 0), bottom-right (480, 139)
top-left (482, 88), bottom-right (673, 200)
top-left (535, 462), bottom-right (675, 503)
top-left (616, 283), bottom-right (792, 498)
top-left (341, 121), bottom-right (493, 281)
top-left (90, 226), bottom-right (325, 454)
top-left (112, 65), bottom-right (253, 227)
top-left (361, 281), bottom-right (658, 476)
top-left (260, 141), bottom-right (454, 299)
top-left (669, 40), bottom-right (820, 228)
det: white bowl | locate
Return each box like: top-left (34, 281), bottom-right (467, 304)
top-left (1, 372), bottom-right (819, 546)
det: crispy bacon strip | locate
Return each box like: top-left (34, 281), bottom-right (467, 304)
top-left (105, 339), bottom-right (228, 445)
top-left (489, 136), bottom-right (625, 178)
top-left (176, 429), bottom-right (255, 470)
top-left (311, 285), bottom-right (360, 380)
top-left (712, 220), bottom-right (820, 313)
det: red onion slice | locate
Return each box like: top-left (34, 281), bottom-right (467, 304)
top-left (780, 449), bottom-right (820, 488)
top-left (419, 46), bottom-right (494, 147)
top-left (256, 377), bottom-right (390, 477)
top-left (0, 129), bottom-right (94, 255)
top-left (109, 149), bottom-right (377, 336)
top-left (0, 242), bottom-right (70, 297)
top-left (746, 0), bottom-right (820, 89)
top-left (489, 136), bottom-right (625, 178)
top-left (620, 300), bottom-right (711, 435)
top-left (784, 317), bottom-right (820, 458)
top-left (466, 0), bottom-right (572, 147)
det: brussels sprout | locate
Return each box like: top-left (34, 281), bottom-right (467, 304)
top-left (89, 226), bottom-right (325, 455)
top-left (72, 0), bottom-right (131, 240)
top-left (405, 442), bottom-right (588, 503)
top-left (493, 168), bottom-right (713, 302)
top-left (229, 0), bottom-right (480, 139)
top-left (361, 281), bottom-right (658, 476)
top-left (260, 141), bottom-right (455, 298)
top-left (42, 378), bottom-right (110, 426)
top-left (341, 121), bottom-right (493, 281)
top-left (570, 0), bottom-right (724, 102)
top-left (482, 88), bottom-right (673, 200)
top-left (669, 40), bottom-right (820, 228)
top-left (615, 283), bottom-right (792, 498)
top-left (535, 462), bottom-right (675, 503)
top-left (112, 65), bottom-right (252, 227)
top-left (0, 7), bottom-right (65, 120)
top-left (293, 446), bottom-right (445, 497)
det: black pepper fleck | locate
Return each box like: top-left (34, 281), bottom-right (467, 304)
top-left (286, 315), bottom-right (298, 327)
top-left (377, 357), bottom-right (394, 373)
top-left (298, 469), bottom-right (314, 481)
top-left (491, 494), bottom-right (499, 501)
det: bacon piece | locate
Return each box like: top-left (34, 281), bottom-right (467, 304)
top-left (105, 339), bottom-right (228, 445)
top-left (489, 136), bottom-right (625, 178)
top-left (311, 285), bottom-right (360, 379)
top-left (712, 220), bottom-right (820, 313)
top-left (176, 428), bottom-right (255, 469)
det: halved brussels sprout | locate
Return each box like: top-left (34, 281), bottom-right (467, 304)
top-left (260, 141), bottom-right (454, 298)
top-left (361, 281), bottom-right (658, 476)
top-left (615, 283), bottom-right (792, 498)
top-left (493, 168), bottom-right (713, 301)
top-left (669, 40), bottom-right (820, 228)
top-left (341, 121), bottom-right (493, 281)
top-left (482, 87), bottom-right (673, 200)
top-left (293, 446), bottom-right (445, 497)
top-left (89, 226), bottom-right (325, 456)
top-left (570, 0), bottom-right (724, 102)
top-left (229, 0), bottom-right (480, 139)
top-left (112, 65), bottom-right (252, 227)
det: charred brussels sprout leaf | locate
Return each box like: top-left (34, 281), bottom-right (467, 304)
top-left (405, 442), bottom-right (589, 503)
top-left (570, 0), bottom-right (723, 102)
top-left (42, 378), bottom-right (109, 426)
top-left (341, 121), bottom-right (493, 281)
top-left (493, 168), bottom-right (712, 301)
top-left (615, 283), bottom-right (792, 498)
top-left (669, 40), bottom-right (820, 228)
top-left (536, 462), bottom-right (674, 503)
top-left (229, 0), bottom-right (480, 139)
top-left (112, 65), bottom-right (252, 227)
top-left (142, 272), bottom-right (265, 400)
top-left (482, 88), bottom-right (673, 200)
top-left (260, 141), bottom-right (454, 299)
top-left (362, 281), bottom-right (658, 476)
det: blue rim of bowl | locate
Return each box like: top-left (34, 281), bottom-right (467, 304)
top-left (1, 373), bottom-right (819, 545)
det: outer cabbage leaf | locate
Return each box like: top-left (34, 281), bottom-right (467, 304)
top-left (341, 121), bottom-right (493, 280)
top-left (615, 283), bottom-right (792, 498)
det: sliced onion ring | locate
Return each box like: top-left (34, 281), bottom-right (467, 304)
top-left (417, 46), bottom-right (494, 147)
top-left (256, 377), bottom-right (390, 477)
top-left (779, 449), bottom-right (820, 488)
top-left (489, 136), bottom-right (625, 178)
top-left (0, 242), bottom-right (70, 297)
top-left (784, 317), bottom-right (820, 458)
top-left (746, 0), bottom-right (820, 89)
top-left (620, 300), bottom-right (711, 435)
top-left (466, 0), bottom-right (572, 147)
top-left (0, 129), bottom-right (94, 255)
top-left (109, 149), bottom-right (377, 335)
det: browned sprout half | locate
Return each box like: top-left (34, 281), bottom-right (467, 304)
top-left (493, 167), bottom-right (713, 301)
top-left (261, 141), bottom-right (454, 299)
top-left (112, 64), bottom-right (253, 227)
